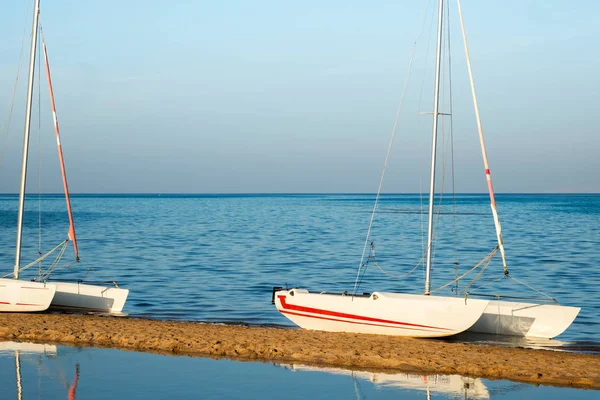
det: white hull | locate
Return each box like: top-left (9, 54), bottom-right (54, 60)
top-left (467, 300), bottom-right (580, 339)
top-left (0, 278), bottom-right (56, 312)
top-left (50, 281), bottom-right (129, 313)
top-left (274, 289), bottom-right (489, 338)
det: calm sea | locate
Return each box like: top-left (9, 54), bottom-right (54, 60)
top-left (0, 342), bottom-right (598, 400)
top-left (1, 193), bottom-right (599, 347)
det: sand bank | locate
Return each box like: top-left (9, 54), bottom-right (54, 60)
top-left (0, 313), bottom-right (598, 389)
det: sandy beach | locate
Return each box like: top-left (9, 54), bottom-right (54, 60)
top-left (0, 313), bottom-right (598, 389)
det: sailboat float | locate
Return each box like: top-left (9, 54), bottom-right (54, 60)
top-left (0, 0), bottom-right (128, 313)
top-left (273, 0), bottom-right (579, 338)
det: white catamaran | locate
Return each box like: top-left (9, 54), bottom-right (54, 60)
top-left (273, 0), bottom-right (579, 339)
top-left (1, 0), bottom-right (128, 314)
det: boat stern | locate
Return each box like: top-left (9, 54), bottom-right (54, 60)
top-left (50, 282), bottom-right (129, 314)
top-left (0, 278), bottom-right (56, 312)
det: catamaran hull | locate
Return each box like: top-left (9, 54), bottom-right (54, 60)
top-left (49, 282), bottom-right (129, 314)
top-left (0, 278), bottom-right (56, 312)
top-left (467, 300), bottom-right (580, 339)
top-left (274, 289), bottom-right (489, 338)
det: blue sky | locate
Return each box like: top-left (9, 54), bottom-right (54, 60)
top-left (0, 0), bottom-right (598, 193)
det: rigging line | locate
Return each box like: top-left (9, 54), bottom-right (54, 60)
top-left (41, 260), bottom-right (81, 282)
top-left (80, 266), bottom-right (94, 280)
top-left (459, 251), bottom-right (494, 295)
top-left (356, 258), bottom-right (367, 289)
top-left (0, 0), bottom-right (32, 169)
top-left (506, 275), bottom-right (557, 301)
top-left (2, 239), bottom-right (68, 278)
top-left (416, 0), bottom-right (438, 123)
top-left (464, 274), bottom-right (504, 292)
top-left (415, 0), bottom-right (435, 44)
top-left (36, 244), bottom-right (69, 281)
top-left (36, 243), bottom-right (68, 281)
top-left (430, 245), bottom-right (498, 293)
top-left (364, 242), bottom-right (426, 280)
top-left (372, 253), bottom-right (424, 279)
top-left (352, 7), bottom-right (431, 296)
top-left (39, 243), bottom-right (67, 279)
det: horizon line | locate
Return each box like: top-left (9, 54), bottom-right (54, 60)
top-left (0, 192), bottom-right (599, 196)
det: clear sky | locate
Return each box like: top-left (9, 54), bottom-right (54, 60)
top-left (0, 0), bottom-right (598, 193)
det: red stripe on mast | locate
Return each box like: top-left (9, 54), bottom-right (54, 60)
top-left (41, 28), bottom-right (79, 261)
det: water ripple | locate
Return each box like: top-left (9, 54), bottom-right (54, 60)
top-left (1, 193), bottom-right (598, 345)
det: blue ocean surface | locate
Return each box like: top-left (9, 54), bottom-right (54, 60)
top-left (0, 341), bottom-right (597, 400)
top-left (0, 193), bottom-right (599, 348)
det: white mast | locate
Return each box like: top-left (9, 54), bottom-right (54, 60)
top-left (456, 0), bottom-right (508, 274)
top-left (424, 0), bottom-right (444, 295)
top-left (14, 0), bottom-right (41, 279)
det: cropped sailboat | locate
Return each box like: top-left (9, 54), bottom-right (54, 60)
top-left (2, 0), bottom-right (128, 314)
top-left (1, 0), bottom-right (56, 312)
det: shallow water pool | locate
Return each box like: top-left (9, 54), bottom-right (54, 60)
top-left (0, 341), bottom-right (596, 399)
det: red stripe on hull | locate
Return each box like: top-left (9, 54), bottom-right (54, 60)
top-left (0, 301), bottom-right (44, 306)
top-left (278, 295), bottom-right (450, 331)
top-left (280, 310), bottom-right (445, 332)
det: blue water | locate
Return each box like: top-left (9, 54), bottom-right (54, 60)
top-left (0, 342), bottom-right (597, 399)
top-left (1, 193), bottom-right (599, 346)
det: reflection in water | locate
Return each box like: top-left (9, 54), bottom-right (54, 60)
top-left (279, 363), bottom-right (490, 399)
top-left (444, 331), bottom-right (575, 352)
top-left (68, 364), bottom-right (80, 400)
top-left (15, 350), bottom-right (22, 400)
top-left (0, 341), bottom-right (58, 354)
top-left (0, 342), bottom-right (72, 400)
top-left (0, 341), bottom-right (597, 399)
top-left (444, 332), bottom-right (600, 354)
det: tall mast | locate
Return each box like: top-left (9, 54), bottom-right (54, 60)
top-left (41, 28), bottom-right (79, 261)
top-left (14, 0), bottom-right (41, 279)
top-left (424, 0), bottom-right (444, 295)
top-left (456, 0), bottom-right (508, 274)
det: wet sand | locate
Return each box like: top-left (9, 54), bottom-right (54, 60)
top-left (0, 313), bottom-right (598, 389)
